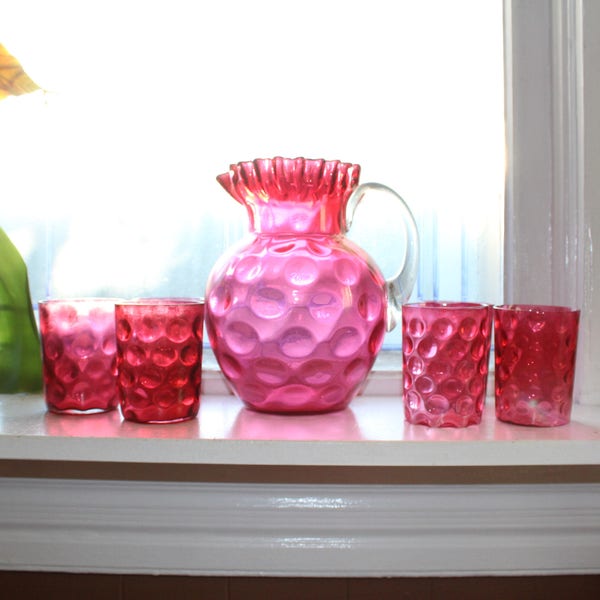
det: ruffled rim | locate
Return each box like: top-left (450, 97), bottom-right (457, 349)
top-left (217, 157), bottom-right (361, 205)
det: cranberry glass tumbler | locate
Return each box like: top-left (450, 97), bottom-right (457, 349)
top-left (39, 298), bottom-right (120, 414)
top-left (494, 304), bottom-right (580, 426)
top-left (115, 299), bottom-right (204, 423)
top-left (402, 302), bottom-right (492, 427)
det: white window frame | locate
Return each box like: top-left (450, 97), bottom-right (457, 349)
top-left (505, 0), bottom-right (600, 405)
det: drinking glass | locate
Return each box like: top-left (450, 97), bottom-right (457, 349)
top-left (115, 298), bottom-right (204, 424)
top-left (494, 304), bottom-right (580, 426)
top-left (402, 301), bottom-right (492, 427)
top-left (39, 298), bottom-right (120, 414)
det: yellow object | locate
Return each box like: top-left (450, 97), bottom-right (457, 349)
top-left (0, 43), bottom-right (41, 100)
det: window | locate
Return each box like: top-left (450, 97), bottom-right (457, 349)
top-left (1, 0), bottom-right (504, 351)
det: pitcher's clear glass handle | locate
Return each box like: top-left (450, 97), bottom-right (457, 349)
top-left (346, 182), bottom-right (419, 331)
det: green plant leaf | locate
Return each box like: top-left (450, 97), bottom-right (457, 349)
top-left (0, 227), bottom-right (43, 392)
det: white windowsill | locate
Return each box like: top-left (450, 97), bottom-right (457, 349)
top-left (1, 368), bottom-right (600, 475)
top-left (2, 369), bottom-right (600, 577)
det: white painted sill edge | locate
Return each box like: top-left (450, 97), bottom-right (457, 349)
top-left (2, 366), bottom-right (600, 577)
top-left (1, 365), bottom-right (599, 470)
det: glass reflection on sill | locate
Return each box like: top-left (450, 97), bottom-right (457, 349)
top-left (229, 407), bottom-right (363, 441)
top-left (44, 409), bottom-right (122, 438)
top-left (119, 416), bottom-right (200, 439)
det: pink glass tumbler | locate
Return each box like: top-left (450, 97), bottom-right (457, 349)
top-left (39, 298), bottom-right (120, 414)
top-left (402, 302), bottom-right (492, 427)
top-left (494, 304), bottom-right (580, 426)
top-left (115, 299), bottom-right (204, 424)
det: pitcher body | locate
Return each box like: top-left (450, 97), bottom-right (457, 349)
top-left (205, 157), bottom-right (418, 413)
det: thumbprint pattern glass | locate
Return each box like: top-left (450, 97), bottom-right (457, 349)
top-left (402, 302), bottom-right (492, 427)
top-left (115, 299), bottom-right (204, 424)
top-left (39, 298), bottom-right (120, 414)
top-left (494, 304), bottom-right (580, 427)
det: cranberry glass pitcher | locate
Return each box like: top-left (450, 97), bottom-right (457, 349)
top-left (205, 157), bottom-right (418, 413)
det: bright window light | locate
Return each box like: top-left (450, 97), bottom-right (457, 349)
top-left (0, 0), bottom-right (504, 349)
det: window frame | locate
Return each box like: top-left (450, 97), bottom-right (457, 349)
top-left (504, 0), bottom-right (599, 405)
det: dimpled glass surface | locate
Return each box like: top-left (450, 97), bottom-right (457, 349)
top-left (402, 302), bottom-right (492, 427)
top-left (494, 304), bottom-right (580, 427)
top-left (115, 300), bottom-right (204, 423)
top-left (206, 158), bottom-right (387, 413)
top-left (39, 299), bottom-right (119, 414)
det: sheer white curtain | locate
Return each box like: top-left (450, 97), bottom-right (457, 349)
top-left (0, 0), bottom-right (504, 349)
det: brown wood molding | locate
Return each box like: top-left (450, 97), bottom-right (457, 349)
top-left (2, 459), bottom-right (600, 484)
